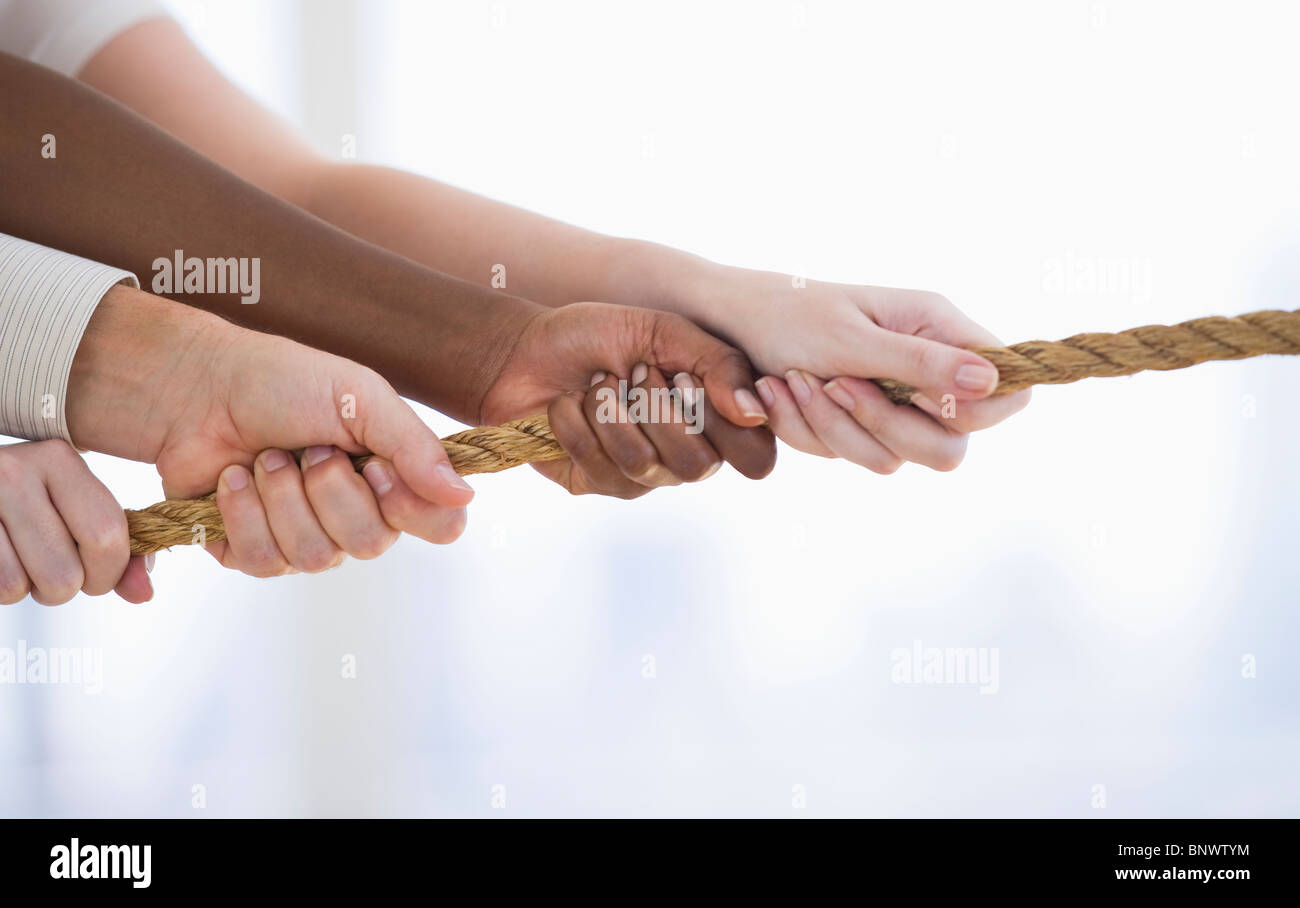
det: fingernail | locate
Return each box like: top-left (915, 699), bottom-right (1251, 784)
top-left (362, 460), bottom-right (393, 496)
top-left (589, 371), bottom-right (607, 388)
top-left (672, 371), bottom-right (694, 393)
top-left (733, 388), bottom-right (767, 420)
top-left (303, 445), bottom-right (334, 467)
top-left (754, 377), bottom-right (775, 408)
top-left (823, 379), bottom-right (855, 411)
top-left (436, 461), bottom-right (474, 493)
top-left (144, 552), bottom-right (155, 573)
top-left (700, 460), bottom-right (723, 480)
top-left (955, 363), bottom-right (998, 393)
top-left (261, 449), bottom-right (291, 472)
top-left (630, 362), bottom-right (648, 385)
top-left (786, 370), bottom-right (812, 406)
top-left (222, 464), bottom-right (249, 492)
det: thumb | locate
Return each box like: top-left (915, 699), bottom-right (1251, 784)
top-left (652, 313), bottom-right (768, 428)
top-left (863, 328), bottom-right (1000, 401)
top-left (351, 376), bottom-right (475, 508)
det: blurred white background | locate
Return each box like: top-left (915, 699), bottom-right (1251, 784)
top-left (3, 0), bottom-right (1298, 817)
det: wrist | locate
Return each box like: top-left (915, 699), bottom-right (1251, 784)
top-left (596, 239), bottom-right (724, 320)
top-left (67, 285), bottom-right (235, 462)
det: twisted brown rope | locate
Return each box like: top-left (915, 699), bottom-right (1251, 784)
top-left (126, 307), bottom-right (1300, 554)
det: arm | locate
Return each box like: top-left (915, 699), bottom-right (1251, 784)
top-left (0, 49), bottom-right (537, 427)
top-left (78, 17), bottom-right (1028, 475)
top-left (0, 50), bottom-right (771, 494)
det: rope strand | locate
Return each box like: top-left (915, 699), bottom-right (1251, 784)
top-left (126, 307), bottom-right (1300, 554)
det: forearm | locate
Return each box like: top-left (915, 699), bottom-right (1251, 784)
top-left (299, 163), bottom-right (719, 312)
top-left (74, 17), bottom-right (734, 332)
top-left (0, 52), bottom-right (540, 423)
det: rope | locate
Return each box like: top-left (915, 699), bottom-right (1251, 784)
top-left (125, 307), bottom-right (1300, 555)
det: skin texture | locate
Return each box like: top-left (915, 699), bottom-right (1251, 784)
top-left (67, 284), bottom-right (474, 578)
top-left (0, 50), bottom-right (771, 503)
top-left (60, 286), bottom-right (773, 582)
top-left (75, 16), bottom-right (1029, 475)
top-left (0, 440), bottom-right (151, 605)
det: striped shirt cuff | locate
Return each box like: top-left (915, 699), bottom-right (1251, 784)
top-left (0, 233), bottom-right (139, 442)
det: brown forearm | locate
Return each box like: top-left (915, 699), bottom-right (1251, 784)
top-left (0, 52), bottom-right (540, 423)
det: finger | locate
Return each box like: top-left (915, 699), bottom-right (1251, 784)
top-left (823, 376), bottom-right (969, 472)
top-left (0, 522), bottom-right (30, 604)
top-left (360, 456), bottom-right (469, 544)
top-left (911, 387), bottom-right (1032, 433)
top-left (253, 448), bottom-right (344, 572)
top-left (538, 388), bottom-right (651, 499)
top-left (350, 376), bottom-right (474, 508)
top-left (861, 326), bottom-right (1001, 402)
top-left (753, 376), bottom-right (834, 458)
top-left (113, 555), bottom-right (154, 604)
top-left (41, 449), bottom-right (130, 597)
top-left (634, 364), bottom-right (722, 482)
top-left (678, 372), bottom-right (776, 479)
top-left (300, 445), bottom-right (399, 560)
top-left (584, 371), bottom-right (681, 488)
top-left (785, 370), bottom-right (903, 474)
top-left (214, 464), bottom-right (292, 578)
top-left (649, 313), bottom-right (768, 428)
top-left (4, 491), bottom-right (83, 604)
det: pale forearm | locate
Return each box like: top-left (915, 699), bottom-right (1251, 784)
top-left (300, 162), bottom-right (722, 314)
top-left (76, 17), bottom-right (736, 333)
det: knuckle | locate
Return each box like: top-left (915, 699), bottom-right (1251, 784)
top-left (243, 544), bottom-right (288, 578)
top-left (676, 450), bottom-right (721, 482)
top-left (918, 290), bottom-right (954, 312)
top-left (428, 508), bottom-right (468, 545)
top-left (379, 488), bottom-right (419, 524)
top-left (0, 571), bottom-right (29, 604)
top-left (347, 527), bottom-right (394, 561)
top-left (930, 438), bottom-right (969, 472)
top-left (613, 443), bottom-right (660, 483)
top-left (294, 542), bottom-right (340, 573)
top-left (869, 455), bottom-right (904, 476)
top-left (82, 512), bottom-right (130, 560)
top-left (908, 342), bottom-right (942, 379)
top-left (560, 430), bottom-right (599, 467)
top-left (0, 452), bottom-right (27, 484)
top-left (36, 565), bottom-right (84, 605)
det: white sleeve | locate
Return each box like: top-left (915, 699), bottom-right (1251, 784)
top-left (0, 234), bottom-right (139, 442)
top-left (0, 0), bottom-right (168, 77)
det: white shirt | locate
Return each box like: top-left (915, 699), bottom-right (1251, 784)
top-left (0, 2), bottom-right (159, 440)
top-left (0, 0), bottom-right (165, 76)
top-left (0, 234), bottom-right (138, 442)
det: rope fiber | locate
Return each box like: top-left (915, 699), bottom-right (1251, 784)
top-left (125, 307), bottom-right (1300, 554)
